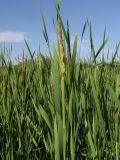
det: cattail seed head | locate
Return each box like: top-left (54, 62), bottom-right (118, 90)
top-left (58, 18), bottom-right (65, 75)
top-left (22, 49), bottom-right (25, 71)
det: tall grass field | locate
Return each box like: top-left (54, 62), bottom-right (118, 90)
top-left (1, 1), bottom-right (120, 159)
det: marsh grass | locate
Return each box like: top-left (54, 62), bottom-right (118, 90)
top-left (0, 1), bottom-right (120, 159)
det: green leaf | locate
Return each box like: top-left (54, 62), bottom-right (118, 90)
top-left (89, 22), bottom-right (95, 62)
top-left (85, 118), bottom-right (96, 158)
top-left (94, 37), bottom-right (109, 61)
top-left (25, 39), bottom-right (34, 61)
top-left (32, 99), bottom-right (52, 134)
top-left (112, 42), bottom-right (120, 64)
top-left (54, 116), bottom-right (60, 160)
top-left (70, 127), bottom-right (75, 160)
top-left (72, 34), bottom-right (78, 68)
top-left (57, 0), bottom-right (61, 10)
top-left (52, 46), bottom-right (61, 115)
top-left (41, 14), bottom-right (51, 57)
top-left (81, 22), bottom-right (87, 41)
top-left (90, 75), bottom-right (105, 133)
top-left (107, 84), bottom-right (120, 109)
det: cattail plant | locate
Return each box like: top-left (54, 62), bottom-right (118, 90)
top-left (57, 1), bottom-right (66, 159)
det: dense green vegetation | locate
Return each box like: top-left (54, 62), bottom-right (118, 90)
top-left (1, 1), bottom-right (120, 159)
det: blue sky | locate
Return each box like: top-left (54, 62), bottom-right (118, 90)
top-left (0, 0), bottom-right (120, 60)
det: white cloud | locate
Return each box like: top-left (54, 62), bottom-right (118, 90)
top-left (0, 31), bottom-right (26, 43)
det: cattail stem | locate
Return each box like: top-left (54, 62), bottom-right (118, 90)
top-left (57, 5), bottom-right (66, 159)
top-left (61, 76), bottom-right (66, 159)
